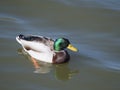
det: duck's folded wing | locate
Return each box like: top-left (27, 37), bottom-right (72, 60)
top-left (17, 34), bottom-right (54, 52)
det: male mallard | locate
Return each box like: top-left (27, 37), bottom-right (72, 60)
top-left (16, 34), bottom-right (78, 64)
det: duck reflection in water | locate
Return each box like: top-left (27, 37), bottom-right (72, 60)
top-left (18, 49), bottom-right (79, 81)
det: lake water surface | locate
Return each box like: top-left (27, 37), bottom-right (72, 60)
top-left (0, 0), bottom-right (120, 90)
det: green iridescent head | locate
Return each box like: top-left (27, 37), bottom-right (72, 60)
top-left (54, 38), bottom-right (78, 52)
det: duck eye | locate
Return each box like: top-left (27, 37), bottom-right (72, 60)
top-left (60, 42), bottom-right (67, 48)
top-left (59, 42), bottom-right (62, 45)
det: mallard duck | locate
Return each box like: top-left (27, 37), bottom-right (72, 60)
top-left (16, 34), bottom-right (78, 64)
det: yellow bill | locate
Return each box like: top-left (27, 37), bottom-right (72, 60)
top-left (67, 44), bottom-right (78, 52)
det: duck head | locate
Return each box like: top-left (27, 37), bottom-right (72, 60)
top-left (54, 38), bottom-right (78, 52)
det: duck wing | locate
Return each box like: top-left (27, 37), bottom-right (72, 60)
top-left (16, 34), bottom-right (54, 52)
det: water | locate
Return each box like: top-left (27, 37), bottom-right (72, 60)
top-left (0, 0), bottom-right (120, 90)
